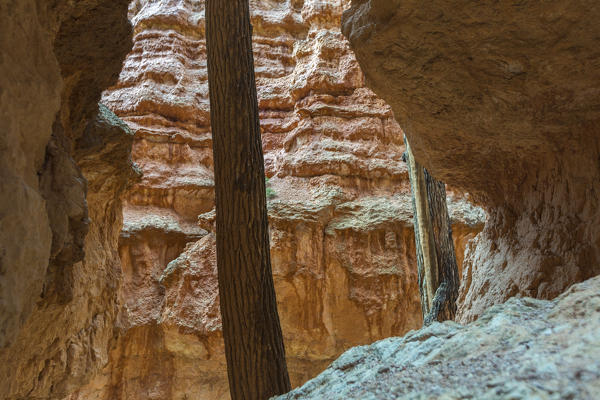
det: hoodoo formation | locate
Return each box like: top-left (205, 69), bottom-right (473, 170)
top-left (71, 1), bottom-right (482, 398)
top-left (1, 0), bottom-right (599, 399)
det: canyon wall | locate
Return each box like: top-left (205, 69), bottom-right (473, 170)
top-left (0, 1), bottom-right (135, 398)
top-left (342, 0), bottom-right (600, 322)
top-left (68, 1), bottom-right (484, 399)
top-left (2, 0), bottom-right (596, 398)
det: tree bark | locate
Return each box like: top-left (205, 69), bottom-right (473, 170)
top-left (206, 1), bottom-right (291, 399)
top-left (403, 135), bottom-right (460, 325)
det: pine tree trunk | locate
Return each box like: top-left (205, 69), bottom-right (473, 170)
top-left (206, 1), bottom-right (291, 398)
top-left (404, 136), bottom-right (460, 325)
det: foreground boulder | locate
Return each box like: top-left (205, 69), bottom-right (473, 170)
top-left (277, 275), bottom-right (600, 399)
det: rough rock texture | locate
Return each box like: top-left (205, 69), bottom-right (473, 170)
top-left (276, 275), bottom-right (600, 400)
top-left (0, 105), bottom-right (137, 400)
top-left (66, 1), bottom-right (484, 399)
top-left (342, 1), bottom-right (600, 321)
top-left (0, 1), bottom-right (135, 398)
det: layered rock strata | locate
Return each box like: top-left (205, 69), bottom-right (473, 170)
top-left (277, 275), bottom-right (600, 400)
top-left (342, 0), bottom-right (600, 321)
top-left (0, 1), bottom-right (135, 398)
top-left (68, 1), bottom-right (484, 399)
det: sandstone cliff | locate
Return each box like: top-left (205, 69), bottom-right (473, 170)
top-left (69, 1), bottom-right (484, 399)
top-left (342, 0), bottom-right (600, 322)
top-left (0, 1), bottom-right (135, 398)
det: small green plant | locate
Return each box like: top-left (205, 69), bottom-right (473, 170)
top-left (265, 176), bottom-right (276, 199)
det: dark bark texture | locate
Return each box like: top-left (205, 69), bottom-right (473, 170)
top-left (404, 136), bottom-right (459, 325)
top-left (206, 1), bottom-right (291, 399)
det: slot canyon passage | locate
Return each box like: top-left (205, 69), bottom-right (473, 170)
top-left (0, 0), bottom-right (599, 399)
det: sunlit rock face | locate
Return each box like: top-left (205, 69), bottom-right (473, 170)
top-left (342, 0), bottom-right (600, 322)
top-left (71, 0), bottom-right (484, 399)
top-left (0, 1), bottom-right (135, 398)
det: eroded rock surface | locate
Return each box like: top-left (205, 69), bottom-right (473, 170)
top-left (277, 275), bottom-right (600, 400)
top-left (0, 1), bottom-right (135, 398)
top-left (69, 1), bottom-right (484, 399)
top-left (342, 0), bottom-right (600, 321)
top-left (0, 104), bottom-right (137, 400)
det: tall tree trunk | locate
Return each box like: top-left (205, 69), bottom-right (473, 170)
top-left (403, 135), bottom-right (460, 325)
top-left (206, 1), bottom-right (291, 399)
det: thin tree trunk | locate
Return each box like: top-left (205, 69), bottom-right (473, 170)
top-left (206, 1), bottom-right (291, 399)
top-left (404, 135), bottom-right (459, 325)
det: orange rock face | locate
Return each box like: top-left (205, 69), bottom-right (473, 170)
top-left (71, 1), bottom-right (484, 399)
